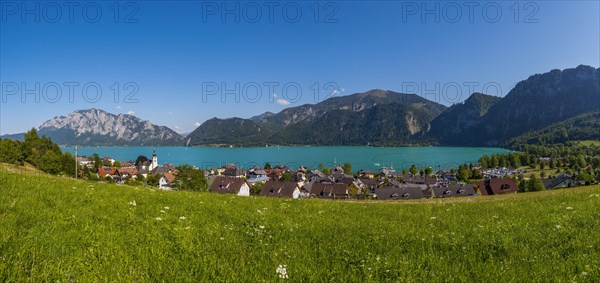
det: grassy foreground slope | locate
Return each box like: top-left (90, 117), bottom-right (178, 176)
top-left (1, 166), bottom-right (599, 282)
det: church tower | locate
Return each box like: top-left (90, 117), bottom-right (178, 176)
top-left (150, 149), bottom-right (158, 171)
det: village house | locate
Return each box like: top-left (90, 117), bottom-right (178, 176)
top-left (374, 186), bottom-right (425, 200)
top-left (475, 178), bottom-right (518, 195)
top-left (359, 178), bottom-right (378, 195)
top-left (358, 170), bottom-right (377, 179)
top-left (265, 168), bottom-right (284, 180)
top-left (431, 184), bottom-right (477, 198)
top-left (247, 169), bottom-right (270, 183)
top-left (542, 174), bottom-right (580, 190)
top-left (380, 167), bottom-right (396, 176)
top-left (118, 167), bottom-right (138, 180)
top-left (150, 164), bottom-right (176, 175)
top-left (102, 157), bottom-right (116, 165)
top-left (307, 170), bottom-right (326, 182)
top-left (209, 176), bottom-right (251, 197)
top-left (402, 174), bottom-right (438, 186)
top-left (222, 167), bottom-right (246, 178)
top-left (159, 172), bottom-right (176, 190)
top-left (309, 182), bottom-right (349, 199)
top-left (97, 167), bottom-right (120, 179)
top-left (77, 156), bottom-right (94, 167)
top-left (120, 161), bottom-right (134, 168)
top-left (259, 180), bottom-right (304, 199)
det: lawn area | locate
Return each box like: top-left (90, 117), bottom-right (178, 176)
top-left (575, 140), bottom-right (600, 147)
top-left (1, 165), bottom-right (599, 281)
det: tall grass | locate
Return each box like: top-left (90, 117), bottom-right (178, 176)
top-left (1, 166), bottom-right (599, 281)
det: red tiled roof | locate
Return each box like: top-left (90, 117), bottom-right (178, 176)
top-left (162, 172), bottom-right (176, 183)
top-left (98, 167), bottom-right (118, 177)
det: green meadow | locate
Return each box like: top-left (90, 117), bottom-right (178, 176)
top-left (1, 165), bottom-right (599, 282)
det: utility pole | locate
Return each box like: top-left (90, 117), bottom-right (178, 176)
top-left (75, 145), bottom-right (78, 179)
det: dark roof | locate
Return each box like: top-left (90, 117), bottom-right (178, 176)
top-left (251, 169), bottom-right (268, 175)
top-left (403, 175), bottom-right (437, 185)
top-left (360, 178), bottom-right (378, 188)
top-left (543, 175), bottom-right (575, 189)
top-left (150, 166), bottom-right (171, 175)
top-left (432, 185), bottom-right (476, 198)
top-left (375, 187), bottom-right (425, 200)
top-left (340, 177), bottom-right (354, 186)
top-left (260, 181), bottom-right (299, 198)
top-left (473, 181), bottom-right (488, 195)
top-left (223, 167), bottom-right (246, 177)
top-left (310, 183), bottom-right (348, 197)
top-left (488, 178), bottom-right (518, 195)
top-left (475, 178), bottom-right (517, 195)
top-left (209, 176), bottom-right (249, 194)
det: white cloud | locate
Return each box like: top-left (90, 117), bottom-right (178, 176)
top-left (276, 99), bottom-right (290, 105)
top-left (174, 125), bottom-right (180, 130)
top-left (194, 122), bottom-right (201, 127)
top-left (127, 111), bottom-right (135, 115)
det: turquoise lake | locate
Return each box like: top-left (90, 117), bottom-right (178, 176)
top-left (62, 146), bottom-right (510, 171)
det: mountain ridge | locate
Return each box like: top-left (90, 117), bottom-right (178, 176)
top-left (2, 65), bottom-right (598, 148)
top-left (3, 108), bottom-right (185, 146)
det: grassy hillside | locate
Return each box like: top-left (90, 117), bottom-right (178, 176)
top-left (1, 165), bottom-right (599, 281)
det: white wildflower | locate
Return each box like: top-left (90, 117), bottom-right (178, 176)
top-left (581, 271), bottom-right (588, 276)
top-left (179, 216), bottom-right (187, 220)
top-left (259, 225), bottom-right (265, 229)
top-left (220, 237), bottom-right (224, 240)
top-left (555, 225), bottom-right (562, 230)
top-left (185, 226), bottom-right (190, 230)
top-left (276, 264), bottom-right (288, 279)
top-left (160, 210), bottom-right (166, 213)
top-left (566, 207), bottom-right (573, 210)
top-left (155, 217), bottom-right (162, 221)
top-left (128, 200), bottom-right (137, 207)
top-left (430, 217), bottom-right (436, 220)
top-left (164, 206), bottom-right (170, 210)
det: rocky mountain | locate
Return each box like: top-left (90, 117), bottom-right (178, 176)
top-left (429, 65), bottom-right (600, 146)
top-left (271, 102), bottom-right (437, 146)
top-left (188, 89), bottom-right (447, 146)
top-left (4, 66), bottom-right (597, 148)
top-left (249, 111), bottom-right (276, 124)
top-left (31, 109), bottom-right (184, 146)
top-left (427, 93), bottom-right (502, 145)
top-left (253, 89), bottom-right (447, 129)
top-left (186, 117), bottom-right (273, 146)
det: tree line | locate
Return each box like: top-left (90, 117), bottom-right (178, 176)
top-left (0, 128), bottom-right (76, 176)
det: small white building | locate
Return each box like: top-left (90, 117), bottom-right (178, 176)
top-left (159, 172), bottom-right (175, 190)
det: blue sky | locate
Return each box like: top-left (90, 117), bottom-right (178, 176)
top-left (1, 1), bottom-right (599, 134)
